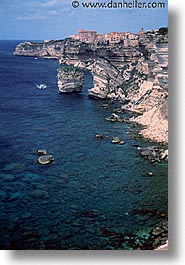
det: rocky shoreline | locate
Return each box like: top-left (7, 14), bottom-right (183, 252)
top-left (97, 101), bottom-right (168, 250)
top-left (141, 221), bottom-right (168, 250)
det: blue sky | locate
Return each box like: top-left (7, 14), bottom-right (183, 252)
top-left (0, 0), bottom-right (168, 40)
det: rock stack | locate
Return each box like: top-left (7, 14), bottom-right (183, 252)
top-left (57, 65), bottom-right (84, 93)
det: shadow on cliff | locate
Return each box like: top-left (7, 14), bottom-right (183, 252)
top-left (83, 69), bottom-right (94, 94)
top-left (7, 9), bottom-right (179, 263)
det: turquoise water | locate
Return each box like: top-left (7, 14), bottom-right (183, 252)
top-left (0, 41), bottom-right (168, 249)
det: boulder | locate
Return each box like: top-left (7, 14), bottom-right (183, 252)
top-left (112, 137), bottom-right (121, 144)
top-left (160, 149), bottom-right (168, 160)
top-left (119, 141), bottom-right (125, 145)
top-left (140, 149), bottom-right (153, 157)
top-left (96, 134), bottom-right (104, 139)
top-left (152, 238), bottom-right (161, 249)
top-left (139, 146), bottom-right (167, 162)
top-left (152, 227), bottom-right (164, 236)
top-left (95, 134), bottom-right (108, 139)
top-left (37, 155), bottom-right (54, 165)
top-left (106, 113), bottom-right (123, 122)
top-left (147, 172), bottom-right (154, 177)
top-left (162, 221), bottom-right (168, 232)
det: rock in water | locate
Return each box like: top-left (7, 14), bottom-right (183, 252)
top-left (111, 137), bottom-right (125, 144)
top-left (37, 149), bottom-right (47, 155)
top-left (96, 134), bottom-right (104, 139)
top-left (112, 137), bottom-right (121, 144)
top-left (95, 134), bottom-right (108, 139)
top-left (147, 172), bottom-right (154, 177)
top-left (57, 65), bottom-right (84, 93)
top-left (119, 141), bottom-right (125, 145)
top-left (37, 155), bottom-right (54, 165)
top-left (151, 227), bottom-right (164, 236)
top-left (139, 146), bottom-right (168, 162)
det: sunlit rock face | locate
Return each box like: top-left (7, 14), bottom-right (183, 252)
top-left (88, 58), bottom-right (125, 101)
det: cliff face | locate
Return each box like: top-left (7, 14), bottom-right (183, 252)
top-left (124, 30), bottom-right (168, 143)
top-left (88, 58), bottom-right (125, 100)
top-left (14, 40), bottom-right (65, 58)
top-left (14, 28), bottom-right (168, 143)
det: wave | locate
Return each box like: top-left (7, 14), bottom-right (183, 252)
top-left (36, 83), bottom-right (47, 90)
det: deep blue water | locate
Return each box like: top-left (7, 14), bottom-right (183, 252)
top-left (0, 41), bottom-right (168, 250)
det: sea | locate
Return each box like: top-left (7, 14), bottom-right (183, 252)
top-left (0, 41), bottom-right (168, 250)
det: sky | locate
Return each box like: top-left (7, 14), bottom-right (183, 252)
top-left (0, 0), bottom-right (168, 40)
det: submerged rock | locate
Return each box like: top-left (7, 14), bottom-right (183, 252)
top-left (37, 155), bottom-right (54, 165)
top-left (8, 192), bottom-right (23, 202)
top-left (31, 189), bottom-right (49, 198)
top-left (138, 220), bottom-right (168, 250)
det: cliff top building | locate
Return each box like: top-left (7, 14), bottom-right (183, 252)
top-left (69, 29), bottom-right (139, 44)
top-left (77, 29), bottom-right (97, 42)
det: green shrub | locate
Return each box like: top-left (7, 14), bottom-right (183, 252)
top-left (158, 27), bottom-right (168, 35)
